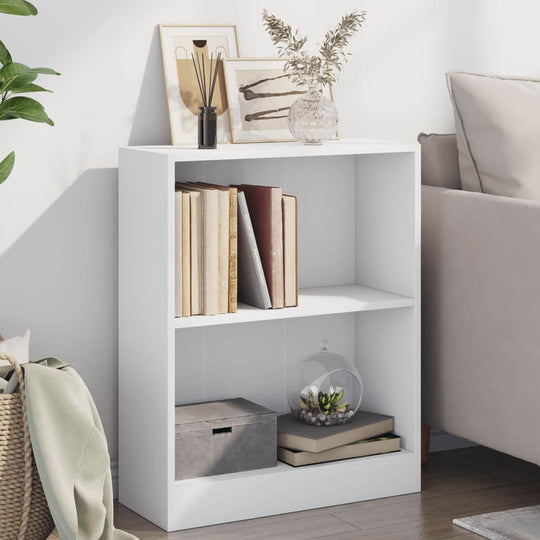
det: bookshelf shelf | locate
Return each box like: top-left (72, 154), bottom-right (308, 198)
top-left (119, 139), bottom-right (421, 532)
top-left (173, 284), bottom-right (414, 329)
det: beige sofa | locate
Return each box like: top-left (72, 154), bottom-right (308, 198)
top-left (421, 134), bottom-right (540, 466)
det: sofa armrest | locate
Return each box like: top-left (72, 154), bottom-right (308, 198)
top-left (422, 185), bottom-right (540, 465)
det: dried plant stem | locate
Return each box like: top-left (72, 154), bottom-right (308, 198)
top-left (262, 9), bottom-right (366, 87)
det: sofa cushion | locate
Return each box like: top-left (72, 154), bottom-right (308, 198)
top-left (418, 133), bottom-right (461, 189)
top-left (447, 71), bottom-right (540, 200)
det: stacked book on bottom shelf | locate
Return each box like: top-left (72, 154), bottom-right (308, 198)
top-left (175, 182), bottom-right (298, 317)
top-left (277, 410), bottom-right (400, 467)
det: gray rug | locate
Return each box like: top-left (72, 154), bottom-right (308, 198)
top-left (454, 505), bottom-right (540, 539)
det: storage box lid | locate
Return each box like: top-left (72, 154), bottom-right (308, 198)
top-left (175, 398), bottom-right (276, 433)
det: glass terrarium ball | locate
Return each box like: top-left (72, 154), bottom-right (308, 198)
top-left (287, 342), bottom-right (363, 427)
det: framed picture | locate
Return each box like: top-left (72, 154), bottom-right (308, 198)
top-left (223, 58), bottom-right (335, 144)
top-left (159, 24), bottom-right (240, 145)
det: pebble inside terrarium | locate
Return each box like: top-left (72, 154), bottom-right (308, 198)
top-left (287, 341), bottom-right (363, 427)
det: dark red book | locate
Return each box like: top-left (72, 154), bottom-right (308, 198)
top-left (237, 185), bottom-right (284, 309)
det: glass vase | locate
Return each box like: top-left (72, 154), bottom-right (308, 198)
top-left (198, 106), bottom-right (217, 149)
top-left (287, 83), bottom-right (338, 145)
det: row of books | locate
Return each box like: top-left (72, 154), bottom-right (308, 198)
top-left (276, 411), bottom-right (400, 467)
top-left (175, 182), bottom-right (298, 317)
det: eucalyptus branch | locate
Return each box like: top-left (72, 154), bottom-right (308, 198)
top-left (262, 9), bottom-right (366, 87)
top-left (262, 9), bottom-right (307, 57)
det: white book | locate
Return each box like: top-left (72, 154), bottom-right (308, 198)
top-left (174, 190), bottom-right (182, 317)
top-left (237, 191), bottom-right (271, 309)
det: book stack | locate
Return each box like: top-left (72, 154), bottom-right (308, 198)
top-left (175, 183), bottom-right (298, 316)
top-left (276, 410), bottom-right (400, 467)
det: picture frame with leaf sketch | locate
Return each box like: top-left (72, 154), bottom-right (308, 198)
top-left (159, 24), bottom-right (240, 145)
top-left (222, 57), bottom-right (336, 144)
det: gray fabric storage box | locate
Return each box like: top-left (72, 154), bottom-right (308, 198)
top-left (175, 397), bottom-right (277, 480)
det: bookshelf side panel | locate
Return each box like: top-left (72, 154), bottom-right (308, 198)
top-left (119, 149), bottom-right (173, 528)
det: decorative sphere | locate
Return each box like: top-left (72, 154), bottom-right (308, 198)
top-left (287, 343), bottom-right (363, 426)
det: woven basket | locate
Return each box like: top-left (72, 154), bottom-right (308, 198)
top-left (0, 339), bottom-right (55, 540)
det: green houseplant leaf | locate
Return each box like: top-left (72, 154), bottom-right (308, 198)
top-left (0, 151), bottom-right (15, 184)
top-left (0, 62), bottom-right (60, 81)
top-left (0, 40), bottom-right (11, 65)
top-left (0, 62), bottom-right (60, 93)
top-left (0, 66), bottom-right (38, 92)
top-left (0, 0), bottom-right (37, 16)
top-left (0, 96), bottom-right (54, 124)
top-left (0, 62), bottom-right (37, 84)
top-left (10, 83), bottom-right (51, 94)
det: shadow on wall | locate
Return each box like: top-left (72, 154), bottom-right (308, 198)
top-left (0, 168), bottom-right (120, 459)
top-left (129, 25), bottom-right (170, 146)
top-left (0, 27), bottom-right (173, 460)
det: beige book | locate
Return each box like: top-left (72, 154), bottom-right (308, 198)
top-left (181, 183), bottom-right (219, 316)
top-left (282, 195), bottom-right (298, 307)
top-left (181, 191), bottom-right (191, 317)
top-left (174, 190), bottom-right (183, 317)
top-left (176, 183), bottom-right (202, 315)
top-left (278, 433), bottom-right (400, 467)
top-left (227, 187), bottom-right (238, 313)
top-left (196, 183), bottom-right (238, 312)
top-left (277, 411), bottom-right (394, 453)
top-left (195, 183), bottom-right (231, 314)
top-left (215, 190), bottom-right (229, 314)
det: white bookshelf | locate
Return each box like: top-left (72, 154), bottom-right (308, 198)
top-left (118, 139), bottom-right (421, 532)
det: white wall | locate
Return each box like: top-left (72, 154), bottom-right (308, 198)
top-left (1, 0), bottom-right (539, 460)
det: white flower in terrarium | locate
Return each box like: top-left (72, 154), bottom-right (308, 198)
top-left (287, 341), bottom-right (363, 427)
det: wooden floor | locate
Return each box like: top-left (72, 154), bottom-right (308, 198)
top-left (114, 446), bottom-right (540, 539)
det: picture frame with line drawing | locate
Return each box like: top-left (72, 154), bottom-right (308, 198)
top-left (222, 58), bottom-right (335, 143)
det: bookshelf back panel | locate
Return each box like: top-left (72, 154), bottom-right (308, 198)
top-left (356, 152), bottom-right (418, 297)
top-left (175, 156), bottom-right (357, 289)
top-left (174, 309), bottom-right (416, 450)
top-left (356, 308), bottom-right (418, 453)
top-left (175, 152), bottom-right (417, 296)
top-left (285, 156), bottom-right (356, 288)
top-left (175, 314), bottom-right (355, 415)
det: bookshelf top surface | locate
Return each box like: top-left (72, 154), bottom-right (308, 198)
top-left (121, 138), bottom-right (419, 163)
top-left (173, 284), bottom-right (414, 329)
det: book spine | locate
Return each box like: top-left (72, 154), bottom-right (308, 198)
top-left (203, 190), bottom-right (219, 315)
top-left (283, 195), bottom-right (298, 308)
top-left (181, 192), bottom-right (191, 317)
top-left (228, 188), bottom-right (238, 313)
top-left (190, 193), bottom-right (203, 315)
top-left (174, 192), bottom-right (182, 317)
top-left (217, 191), bottom-right (230, 314)
top-left (271, 188), bottom-right (285, 309)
